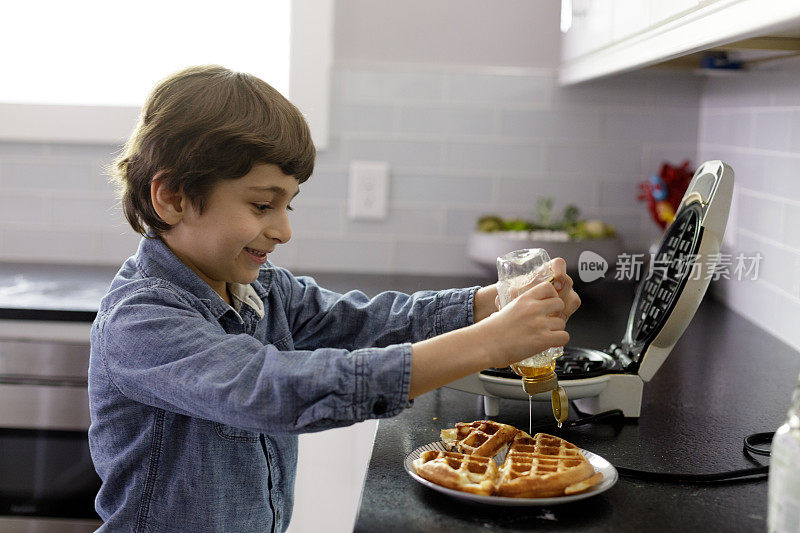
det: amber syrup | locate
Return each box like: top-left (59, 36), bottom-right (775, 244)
top-left (512, 360), bottom-right (557, 434)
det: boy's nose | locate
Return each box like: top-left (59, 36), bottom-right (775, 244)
top-left (265, 212), bottom-right (292, 244)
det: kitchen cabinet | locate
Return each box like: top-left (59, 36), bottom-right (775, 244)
top-left (560, 0), bottom-right (800, 85)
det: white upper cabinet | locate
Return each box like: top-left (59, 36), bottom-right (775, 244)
top-left (561, 0), bottom-right (614, 62)
top-left (560, 0), bottom-right (800, 85)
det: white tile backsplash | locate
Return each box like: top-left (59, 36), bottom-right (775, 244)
top-left (443, 140), bottom-right (544, 173)
top-left (1, 159), bottom-right (97, 191)
top-left (752, 111), bottom-right (793, 152)
top-left (499, 108), bottom-right (602, 141)
top-left (782, 203), bottom-right (800, 250)
top-left (393, 238), bottom-right (485, 275)
top-left (0, 141), bottom-right (48, 157)
top-left (3, 227), bottom-right (97, 263)
top-left (344, 137), bottom-right (442, 169)
top-left (698, 70), bottom-right (800, 351)
top-left (447, 72), bottom-right (552, 104)
top-left (390, 173), bottom-right (493, 205)
top-left (0, 64), bottom-right (703, 275)
top-left (344, 206), bottom-right (444, 238)
top-left (337, 69), bottom-right (445, 102)
top-left (398, 106), bottom-right (496, 136)
top-left (290, 235), bottom-right (395, 273)
top-left (603, 109), bottom-right (699, 144)
top-left (547, 141), bottom-right (643, 176)
top-left (495, 177), bottom-right (596, 212)
top-left (49, 196), bottom-right (123, 230)
top-left (331, 103), bottom-right (396, 134)
top-left (0, 193), bottom-right (47, 225)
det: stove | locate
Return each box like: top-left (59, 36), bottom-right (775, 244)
top-left (448, 160), bottom-right (735, 418)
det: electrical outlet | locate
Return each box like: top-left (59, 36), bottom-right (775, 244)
top-left (347, 161), bottom-right (389, 220)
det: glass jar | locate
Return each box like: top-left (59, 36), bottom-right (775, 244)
top-left (768, 373), bottom-right (800, 532)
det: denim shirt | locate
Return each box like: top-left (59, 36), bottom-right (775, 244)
top-left (88, 235), bottom-right (477, 532)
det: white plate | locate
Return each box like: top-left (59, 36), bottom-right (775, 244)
top-left (404, 441), bottom-right (618, 506)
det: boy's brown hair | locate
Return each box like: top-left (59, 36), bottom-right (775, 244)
top-left (111, 65), bottom-right (316, 236)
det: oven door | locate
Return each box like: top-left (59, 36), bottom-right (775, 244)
top-left (0, 338), bottom-right (102, 530)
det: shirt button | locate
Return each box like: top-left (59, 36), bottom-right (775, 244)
top-left (372, 396), bottom-right (388, 415)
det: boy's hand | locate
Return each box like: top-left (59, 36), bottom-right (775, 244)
top-left (477, 280), bottom-right (569, 368)
top-left (488, 257), bottom-right (581, 322)
top-left (550, 257), bottom-right (581, 321)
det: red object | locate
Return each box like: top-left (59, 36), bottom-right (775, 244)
top-left (638, 161), bottom-right (694, 229)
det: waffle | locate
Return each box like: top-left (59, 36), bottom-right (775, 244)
top-left (439, 420), bottom-right (518, 458)
top-left (495, 431), bottom-right (601, 498)
top-left (412, 450), bottom-right (498, 495)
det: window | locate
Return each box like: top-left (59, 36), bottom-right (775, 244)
top-left (0, 0), bottom-right (332, 148)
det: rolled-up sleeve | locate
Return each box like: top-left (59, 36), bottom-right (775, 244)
top-left (97, 285), bottom-right (418, 434)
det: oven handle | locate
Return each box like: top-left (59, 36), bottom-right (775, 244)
top-left (0, 375), bottom-right (88, 387)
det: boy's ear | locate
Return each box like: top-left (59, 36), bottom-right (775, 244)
top-left (150, 175), bottom-right (186, 226)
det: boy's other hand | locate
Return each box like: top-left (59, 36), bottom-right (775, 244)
top-left (478, 280), bottom-right (569, 368)
top-left (550, 257), bottom-right (581, 322)
top-left (489, 257), bottom-right (581, 322)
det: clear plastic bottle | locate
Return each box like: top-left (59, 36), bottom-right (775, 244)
top-left (496, 248), bottom-right (564, 370)
top-left (768, 373), bottom-right (800, 533)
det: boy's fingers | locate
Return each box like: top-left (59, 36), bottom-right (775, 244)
top-left (556, 274), bottom-right (573, 296)
top-left (549, 330), bottom-right (570, 346)
top-left (565, 293), bottom-right (581, 318)
top-left (550, 258), bottom-right (567, 291)
top-left (525, 280), bottom-right (558, 299)
top-left (542, 296), bottom-right (566, 316)
top-left (547, 316), bottom-right (567, 331)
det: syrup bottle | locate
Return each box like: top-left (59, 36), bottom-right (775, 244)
top-left (496, 249), bottom-right (569, 429)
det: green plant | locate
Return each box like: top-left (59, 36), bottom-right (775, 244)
top-left (475, 198), bottom-right (616, 240)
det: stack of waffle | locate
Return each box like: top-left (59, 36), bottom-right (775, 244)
top-left (412, 420), bottom-right (602, 498)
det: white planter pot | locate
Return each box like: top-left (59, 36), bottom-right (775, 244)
top-left (467, 231), bottom-right (623, 273)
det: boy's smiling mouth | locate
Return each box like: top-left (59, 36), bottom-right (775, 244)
top-left (244, 246), bottom-right (269, 264)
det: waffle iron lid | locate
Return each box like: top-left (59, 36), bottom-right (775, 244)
top-left (619, 161), bottom-right (733, 366)
top-left (621, 202), bottom-right (704, 360)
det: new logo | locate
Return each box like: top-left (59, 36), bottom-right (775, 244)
top-left (578, 251), bottom-right (608, 283)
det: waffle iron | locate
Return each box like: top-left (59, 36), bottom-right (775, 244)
top-left (448, 160), bottom-right (734, 417)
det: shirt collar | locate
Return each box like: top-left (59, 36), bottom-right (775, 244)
top-left (228, 282), bottom-right (265, 319)
top-left (135, 233), bottom-right (270, 321)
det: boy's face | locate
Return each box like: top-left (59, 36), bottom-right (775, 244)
top-left (163, 163), bottom-right (298, 301)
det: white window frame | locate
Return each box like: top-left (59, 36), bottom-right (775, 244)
top-left (0, 0), bottom-right (332, 150)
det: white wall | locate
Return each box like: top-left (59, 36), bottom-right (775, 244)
top-left (698, 69), bottom-right (800, 352)
top-left (0, 0), bottom-right (703, 275)
top-left (334, 0), bottom-right (562, 69)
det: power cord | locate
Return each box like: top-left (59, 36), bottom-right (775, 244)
top-left (530, 403), bottom-right (772, 483)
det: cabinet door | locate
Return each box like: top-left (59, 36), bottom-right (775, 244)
top-left (562, 0), bottom-right (614, 61)
top-left (612, 0), bottom-right (650, 42)
top-left (649, 0), bottom-right (700, 27)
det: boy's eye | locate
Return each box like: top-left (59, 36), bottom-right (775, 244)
top-left (253, 203), bottom-right (293, 212)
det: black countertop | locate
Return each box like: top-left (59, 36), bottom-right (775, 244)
top-left (354, 279), bottom-right (800, 533)
top-left (0, 262), bottom-right (118, 321)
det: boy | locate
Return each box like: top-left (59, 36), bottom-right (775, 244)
top-left (89, 65), bottom-right (580, 532)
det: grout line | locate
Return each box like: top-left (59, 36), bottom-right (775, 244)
top-left (701, 105), bottom-right (800, 114)
top-left (696, 143), bottom-right (800, 158)
top-left (737, 186), bottom-right (800, 208)
top-left (739, 228), bottom-right (800, 255)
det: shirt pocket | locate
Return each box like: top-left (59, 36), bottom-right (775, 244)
top-left (213, 422), bottom-right (260, 442)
